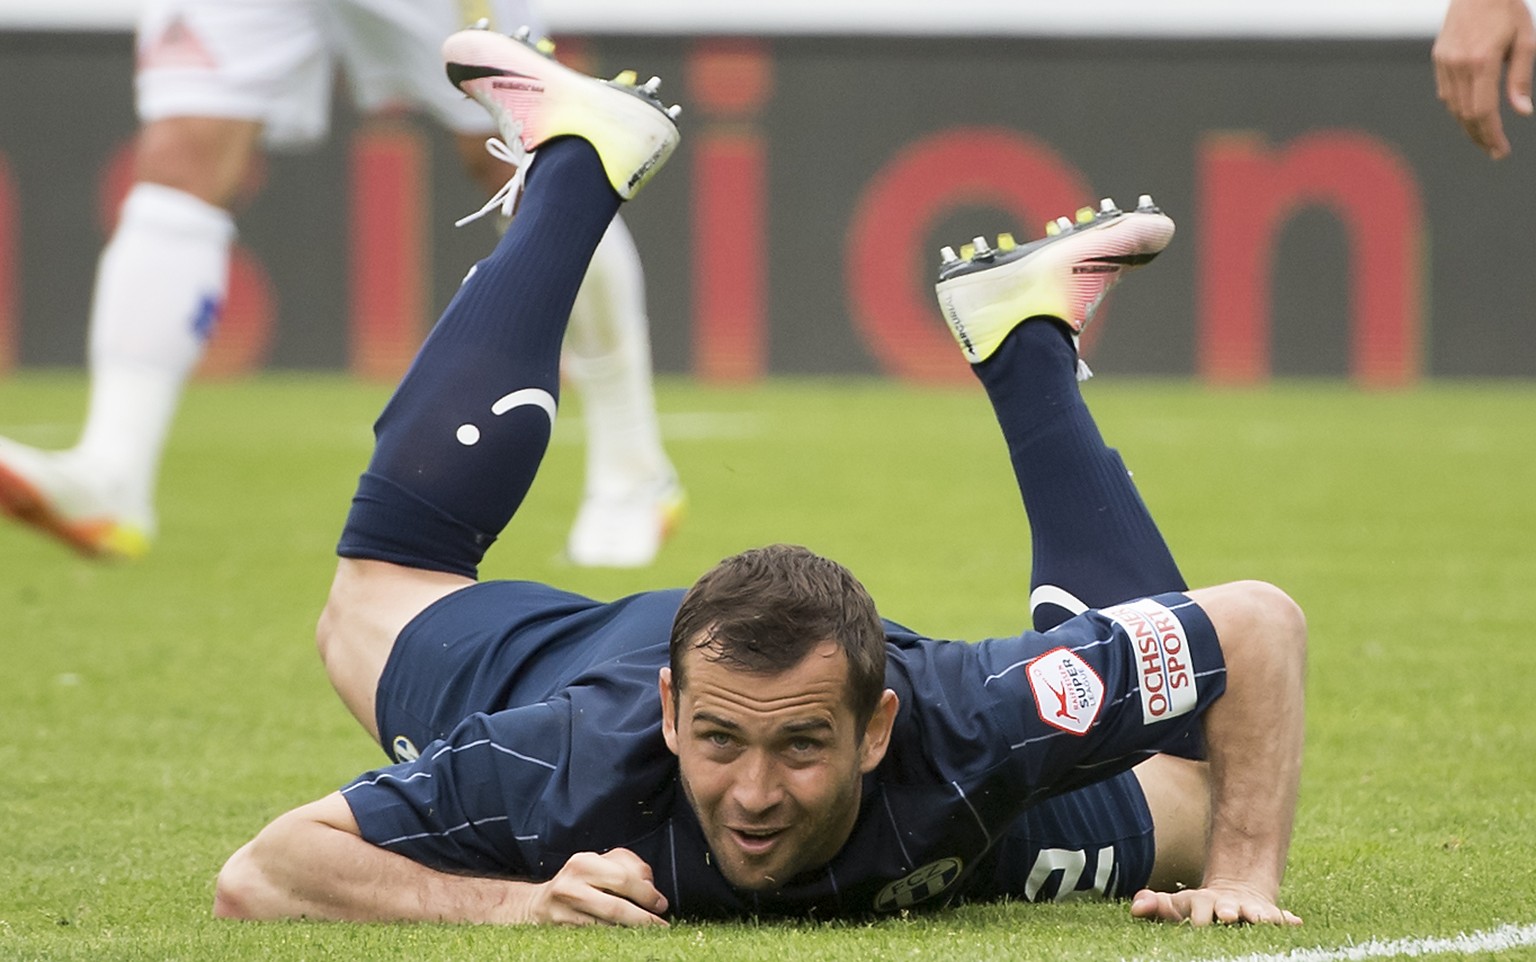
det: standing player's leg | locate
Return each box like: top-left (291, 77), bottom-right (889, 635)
top-left (562, 217), bottom-right (685, 569)
top-left (933, 199), bottom-right (1181, 630)
top-left (0, 0), bottom-right (334, 559)
top-left (0, 113), bottom-right (255, 559)
top-left (318, 27), bottom-right (680, 734)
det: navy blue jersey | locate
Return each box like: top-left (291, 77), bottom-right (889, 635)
top-left (342, 581), bottom-right (1224, 918)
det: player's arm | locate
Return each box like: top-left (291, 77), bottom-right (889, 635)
top-left (1129, 581), bottom-right (1306, 926)
top-left (213, 791), bottom-right (668, 926)
top-left (1432, 0), bottom-right (1536, 158)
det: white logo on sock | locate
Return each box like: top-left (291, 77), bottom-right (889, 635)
top-left (456, 387), bottom-right (557, 446)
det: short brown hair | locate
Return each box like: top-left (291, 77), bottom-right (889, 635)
top-left (669, 544), bottom-right (887, 728)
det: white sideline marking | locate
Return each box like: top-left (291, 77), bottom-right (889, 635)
top-left (1131, 922), bottom-right (1536, 962)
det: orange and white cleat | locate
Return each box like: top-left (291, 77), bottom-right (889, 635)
top-left (0, 437), bottom-right (151, 559)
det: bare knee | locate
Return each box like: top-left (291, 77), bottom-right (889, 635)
top-left (134, 116), bottom-right (263, 206)
top-left (1189, 580), bottom-right (1307, 667)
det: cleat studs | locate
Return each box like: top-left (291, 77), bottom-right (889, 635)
top-left (959, 242), bottom-right (977, 259)
top-left (1055, 216), bottom-right (1074, 232)
top-left (640, 76), bottom-right (662, 95)
top-left (996, 232), bottom-right (1017, 252)
top-left (613, 69), bottom-right (638, 86)
top-left (1075, 206), bottom-right (1095, 224)
top-left (1137, 193), bottom-right (1156, 211)
top-left (535, 37), bottom-right (557, 55)
top-left (666, 104), bottom-right (683, 120)
top-left (1100, 197), bottom-right (1120, 214)
top-left (472, 18), bottom-right (490, 30)
top-left (971, 235), bottom-right (992, 256)
top-left (514, 25), bottom-right (532, 40)
top-left (1045, 220), bottom-right (1062, 236)
top-left (939, 245), bottom-right (961, 265)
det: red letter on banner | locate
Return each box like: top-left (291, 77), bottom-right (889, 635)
top-left (846, 129), bottom-right (1092, 382)
top-left (1198, 131), bottom-right (1424, 387)
top-left (689, 40), bottom-right (771, 382)
top-left (0, 154), bottom-right (15, 373)
top-left (349, 122), bottom-right (427, 382)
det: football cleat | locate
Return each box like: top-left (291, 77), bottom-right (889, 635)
top-left (0, 437), bottom-right (152, 559)
top-left (442, 26), bottom-right (680, 201)
top-left (934, 195), bottom-right (1175, 365)
top-left (566, 475), bottom-right (686, 569)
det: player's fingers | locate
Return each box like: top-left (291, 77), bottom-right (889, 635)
top-left (1508, 30), bottom-right (1536, 115)
top-left (1433, 39), bottom-right (1514, 156)
top-left (1225, 895), bottom-right (1285, 926)
top-left (1434, 58), bottom-right (1458, 108)
top-left (598, 848), bottom-right (669, 915)
top-left (585, 889), bottom-right (670, 927)
top-left (1130, 889), bottom-right (1187, 924)
top-left (1467, 113), bottom-right (1512, 157)
top-left (543, 895), bottom-right (664, 927)
top-left (601, 847), bottom-right (656, 882)
top-left (1129, 889), bottom-right (1165, 921)
top-left (1184, 891), bottom-right (1217, 927)
top-left (1463, 61), bottom-right (1513, 155)
top-left (542, 869), bottom-right (668, 927)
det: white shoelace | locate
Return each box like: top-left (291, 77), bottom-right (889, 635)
top-left (454, 136), bottom-right (530, 227)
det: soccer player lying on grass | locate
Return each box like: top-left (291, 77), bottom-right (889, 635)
top-left (213, 25), bottom-right (1306, 927)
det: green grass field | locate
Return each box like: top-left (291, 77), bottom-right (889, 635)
top-left (2, 373), bottom-right (1534, 961)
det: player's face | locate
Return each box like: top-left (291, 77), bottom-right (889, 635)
top-left (660, 640), bottom-right (896, 891)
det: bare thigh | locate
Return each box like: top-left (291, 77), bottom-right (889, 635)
top-left (316, 558), bottom-right (473, 740)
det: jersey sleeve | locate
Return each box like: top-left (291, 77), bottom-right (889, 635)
top-left (340, 701), bottom-right (571, 878)
top-left (892, 593), bottom-right (1226, 828)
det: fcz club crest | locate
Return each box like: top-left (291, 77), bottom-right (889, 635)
top-left (873, 858), bottom-right (964, 912)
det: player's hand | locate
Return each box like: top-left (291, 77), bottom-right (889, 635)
top-left (523, 848), bottom-right (669, 926)
top-left (1130, 883), bottom-right (1302, 927)
top-left (1432, 0), bottom-right (1536, 159)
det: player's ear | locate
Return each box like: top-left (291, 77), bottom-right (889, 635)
top-left (659, 667), bottom-right (680, 755)
top-left (858, 689), bottom-right (899, 774)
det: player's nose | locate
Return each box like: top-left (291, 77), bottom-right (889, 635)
top-left (728, 751), bottom-right (786, 814)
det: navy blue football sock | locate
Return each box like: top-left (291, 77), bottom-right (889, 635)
top-left (337, 138), bottom-right (621, 577)
top-left (971, 320), bottom-right (1186, 630)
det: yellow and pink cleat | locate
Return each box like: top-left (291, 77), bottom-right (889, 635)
top-left (934, 195), bottom-right (1175, 367)
top-left (443, 23), bottom-right (681, 203)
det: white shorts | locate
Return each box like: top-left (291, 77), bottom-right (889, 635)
top-left (135, 0), bottom-right (541, 148)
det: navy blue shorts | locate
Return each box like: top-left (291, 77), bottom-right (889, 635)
top-left (964, 769), bottom-right (1155, 902)
top-left (373, 580), bottom-right (684, 761)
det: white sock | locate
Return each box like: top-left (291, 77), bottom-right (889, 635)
top-left (70, 182), bottom-right (235, 522)
top-left (564, 216), bottom-right (674, 499)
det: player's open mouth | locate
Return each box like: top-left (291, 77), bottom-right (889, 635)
top-left (729, 827), bottom-right (785, 854)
